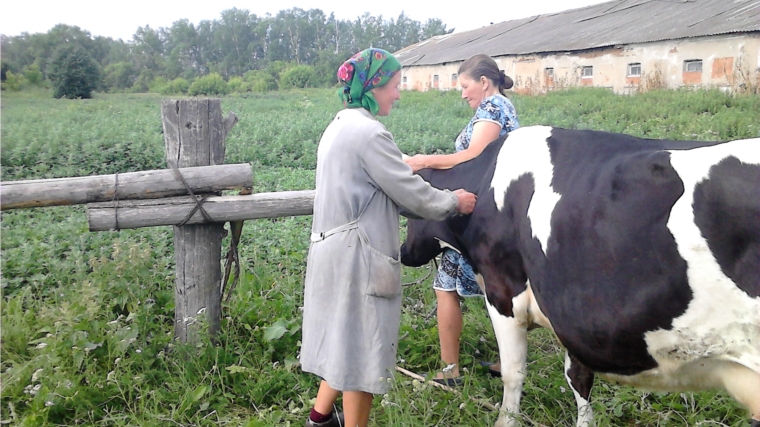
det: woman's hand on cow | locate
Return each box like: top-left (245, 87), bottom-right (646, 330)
top-left (404, 154), bottom-right (428, 173)
top-left (453, 189), bottom-right (477, 214)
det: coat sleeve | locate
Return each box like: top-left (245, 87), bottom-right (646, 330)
top-left (361, 127), bottom-right (458, 221)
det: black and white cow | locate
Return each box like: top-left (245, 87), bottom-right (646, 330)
top-left (401, 126), bottom-right (760, 427)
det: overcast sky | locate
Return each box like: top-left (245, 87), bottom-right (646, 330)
top-left (1, 0), bottom-right (611, 41)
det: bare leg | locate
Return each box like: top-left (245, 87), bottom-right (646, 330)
top-left (314, 380), bottom-right (341, 415)
top-left (436, 289), bottom-right (462, 378)
top-left (718, 363), bottom-right (760, 427)
top-left (342, 390), bottom-right (374, 427)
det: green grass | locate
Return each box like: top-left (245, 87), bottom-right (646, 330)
top-left (2, 87), bottom-right (758, 426)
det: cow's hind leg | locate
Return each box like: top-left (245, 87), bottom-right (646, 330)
top-left (486, 301), bottom-right (528, 427)
top-left (564, 352), bottom-right (595, 427)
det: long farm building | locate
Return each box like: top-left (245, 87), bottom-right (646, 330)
top-left (395, 0), bottom-right (760, 94)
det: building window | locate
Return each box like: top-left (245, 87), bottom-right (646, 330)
top-left (581, 66), bottom-right (593, 78)
top-left (545, 68), bottom-right (554, 78)
top-left (627, 63), bottom-right (641, 77)
top-left (452, 73), bottom-right (458, 81)
top-left (684, 59), bottom-right (702, 72)
top-left (433, 75), bottom-right (439, 83)
top-left (402, 76), bottom-right (407, 84)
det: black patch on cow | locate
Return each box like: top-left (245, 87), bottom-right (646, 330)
top-left (465, 183), bottom-right (528, 317)
top-left (693, 156), bottom-right (760, 298)
top-left (524, 129), bottom-right (694, 375)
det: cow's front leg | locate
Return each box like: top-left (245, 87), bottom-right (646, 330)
top-left (485, 299), bottom-right (528, 427)
top-left (564, 352), bottom-right (595, 427)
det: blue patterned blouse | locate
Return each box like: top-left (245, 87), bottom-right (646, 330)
top-left (455, 94), bottom-right (520, 152)
top-left (433, 94), bottom-right (520, 297)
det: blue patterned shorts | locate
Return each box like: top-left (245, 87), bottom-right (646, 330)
top-left (432, 249), bottom-right (484, 297)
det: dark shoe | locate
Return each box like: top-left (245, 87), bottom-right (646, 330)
top-left (479, 360), bottom-right (502, 378)
top-left (431, 376), bottom-right (464, 387)
top-left (305, 411), bottom-right (344, 427)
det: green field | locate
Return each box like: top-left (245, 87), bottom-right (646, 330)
top-left (2, 88), bottom-right (758, 426)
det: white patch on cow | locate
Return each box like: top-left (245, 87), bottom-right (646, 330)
top-left (435, 238), bottom-right (460, 254)
top-left (491, 126), bottom-right (560, 251)
top-left (624, 137), bottom-right (760, 404)
top-left (564, 353), bottom-right (594, 427)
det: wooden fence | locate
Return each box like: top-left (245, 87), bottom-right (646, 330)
top-left (0, 98), bottom-right (315, 343)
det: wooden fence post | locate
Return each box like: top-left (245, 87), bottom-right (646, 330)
top-left (161, 98), bottom-right (238, 343)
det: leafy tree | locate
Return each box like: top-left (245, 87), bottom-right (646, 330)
top-left (313, 50), bottom-right (349, 86)
top-left (279, 65), bottom-right (316, 89)
top-left (267, 60), bottom-right (293, 81)
top-left (421, 18), bottom-right (452, 40)
top-left (244, 69), bottom-right (277, 92)
top-left (188, 73), bottom-right (229, 96)
top-left (159, 77), bottom-right (190, 95)
top-left (1, 8), bottom-right (450, 92)
top-left (2, 71), bottom-right (25, 91)
top-left (132, 25), bottom-right (165, 72)
top-left (215, 8), bottom-right (256, 77)
top-left (22, 63), bottom-right (44, 86)
top-left (164, 19), bottom-right (201, 79)
top-left (103, 61), bottom-right (137, 91)
top-left (131, 69), bottom-right (155, 92)
top-left (227, 76), bottom-right (247, 93)
top-left (47, 44), bottom-right (101, 99)
top-left (386, 12), bottom-right (422, 52)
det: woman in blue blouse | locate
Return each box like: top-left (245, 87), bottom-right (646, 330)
top-left (404, 53), bottom-right (520, 384)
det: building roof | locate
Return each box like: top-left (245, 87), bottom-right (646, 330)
top-left (395, 0), bottom-right (760, 66)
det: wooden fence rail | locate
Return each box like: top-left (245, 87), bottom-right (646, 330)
top-left (0, 164), bottom-right (253, 210)
top-left (86, 190), bottom-right (315, 231)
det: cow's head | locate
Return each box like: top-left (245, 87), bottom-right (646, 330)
top-left (401, 214), bottom-right (461, 267)
top-left (400, 135), bottom-right (508, 268)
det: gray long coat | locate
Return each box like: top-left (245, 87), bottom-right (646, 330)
top-left (300, 108), bottom-right (459, 394)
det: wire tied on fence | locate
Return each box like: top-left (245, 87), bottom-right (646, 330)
top-left (222, 220), bottom-right (245, 302)
top-left (111, 172), bottom-right (121, 231)
top-left (166, 159), bottom-right (214, 226)
top-left (163, 158), bottom-right (245, 304)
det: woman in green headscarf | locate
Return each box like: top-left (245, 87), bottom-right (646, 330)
top-left (300, 48), bottom-right (477, 427)
top-left (336, 48), bottom-right (401, 116)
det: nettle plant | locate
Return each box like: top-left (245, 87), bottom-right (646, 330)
top-left (1, 240), bottom-right (175, 425)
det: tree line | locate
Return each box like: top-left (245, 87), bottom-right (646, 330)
top-left (0, 8), bottom-right (451, 97)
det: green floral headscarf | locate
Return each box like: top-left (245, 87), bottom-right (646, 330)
top-left (337, 48), bottom-right (401, 116)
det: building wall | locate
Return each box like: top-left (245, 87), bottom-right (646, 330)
top-left (400, 33), bottom-right (760, 94)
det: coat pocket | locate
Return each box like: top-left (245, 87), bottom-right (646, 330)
top-left (365, 245), bottom-right (402, 299)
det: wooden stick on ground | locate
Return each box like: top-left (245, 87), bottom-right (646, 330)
top-left (394, 366), bottom-right (498, 411)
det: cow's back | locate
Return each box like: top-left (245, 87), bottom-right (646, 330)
top-left (495, 127), bottom-right (760, 382)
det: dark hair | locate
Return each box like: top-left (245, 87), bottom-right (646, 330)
top-left (458, 54), bottom-right (514, 96)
